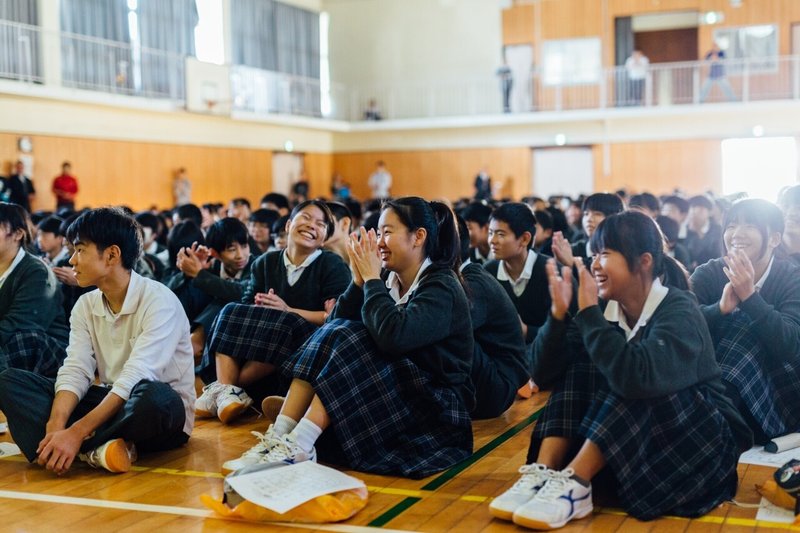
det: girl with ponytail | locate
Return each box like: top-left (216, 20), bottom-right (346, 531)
top-left (222, 197), bottom-right (475, 478)
top-left (491, 211), bottom-right (751, 529)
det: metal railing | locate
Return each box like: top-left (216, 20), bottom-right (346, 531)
top-left (0, 19), bottom-right (42, 83)
top-left (3, 18), bottom-right (800, 121)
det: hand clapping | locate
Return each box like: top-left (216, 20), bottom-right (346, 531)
top-left (347, 227), bottom-right (382, 286)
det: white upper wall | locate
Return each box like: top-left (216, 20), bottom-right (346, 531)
top-left (324, 0), bottom-right (503, 86)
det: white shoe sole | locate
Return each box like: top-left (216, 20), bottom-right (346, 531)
top-left (512, 505), bottom-right (593, 530)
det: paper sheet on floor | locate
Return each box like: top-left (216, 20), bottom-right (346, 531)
top-left (0, 442), bottom-right (20, 457)
top-left (739, 445), bottom-right (800, 468)
top-left (756, 497), bottom-right (795, 524)
top-left (225, 461), bottom-right (365, 514)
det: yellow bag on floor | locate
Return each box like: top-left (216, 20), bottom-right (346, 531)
top-left (200, 462), bottom-right (368, 524)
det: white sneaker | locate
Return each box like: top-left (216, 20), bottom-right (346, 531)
top-left (216, 385), bottom-right (253, 424)
top-left (221, 426), bottom-right (278, 474)
top-left (78, 438), bottom-right (137, 474)
top-left (512, 468), bottom-right (593, 530)
top-left (257, 433), bottom-right (316, 467)
top-left (194, 381), bottom-right (227, 419)
top-left (489, 463), bottom-right (552, 521)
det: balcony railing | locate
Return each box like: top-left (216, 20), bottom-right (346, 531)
top-left (3, 19), bottom-right (800, 122)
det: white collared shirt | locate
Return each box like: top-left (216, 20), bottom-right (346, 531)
top-left (387, 258), bottom-right (432, 305)
top-left (459, 258), bottom-right (472, 272)
top-left (497, 250), bottom-right (537, 297)
top-left (284, 249), bottom-right (322, 286)
top-left (604, 278), bottom-right (669, 341)
top-left (0, 247), bottom-right (26, 290)
top-left (55, 271), bottom-right (196, 435)
top-left (48, 246), bottom-right (70, 267)
top-left (585, 240), bottom-right (592, 259)
top-left (755, 256), bottom-right (774, 291)
top-left (219, 261), bottom-right (244, 281)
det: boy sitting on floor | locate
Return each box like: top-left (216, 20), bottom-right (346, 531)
top-left (0, 207), bottom-right (195, 474)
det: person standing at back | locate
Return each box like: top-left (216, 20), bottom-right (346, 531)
top-left (7, 160), bottom-right (36, 212)
top-left (52, 161), bottom-right (78, 212)
top-left (368, 161), bottom-right (392, 200)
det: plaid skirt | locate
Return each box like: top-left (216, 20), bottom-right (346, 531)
top-left (286, 319), bottom-right (473, 479)
top-left (200, 303), bottom-right (317, 382)
top-left (0, 331), bottom-right (67, 379)
top-left (715, 310), bottom-right (800, 438)
top-left (529, 354), bottom-right (738, 521)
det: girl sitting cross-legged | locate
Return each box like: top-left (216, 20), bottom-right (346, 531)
top-left (691, 198), bottom-right (800, 443)
top-left (195, 200), bottom-right (350, 424)
top-left (490, 211), bottom-right (751, 530)
top-left (222, 197), bottom-right (475, 478)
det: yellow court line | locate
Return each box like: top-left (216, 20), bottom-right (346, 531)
top-left (4, 455), bottom-right (795, 530)
top-left (0, 489), bottom-right (418, 533)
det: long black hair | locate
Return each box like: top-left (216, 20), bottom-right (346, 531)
top-left (0, 202), bottom-right (32, 252)
top-left (382, 197), bottom-right (460, 273)
top-left (590, 210), bottom-right (689, 290)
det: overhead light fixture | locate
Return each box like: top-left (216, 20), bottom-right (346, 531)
top-left (752, 125), bottom-right (764, 137)
top-left (700, 11), bottom-right (725, 25)
top-left (284, 140), bottom-right (294, 152)
top-left (554, 134), bottom-right (567, 146)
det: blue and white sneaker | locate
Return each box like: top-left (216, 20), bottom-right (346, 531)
top-left (221, 425), bottom-right (278, 474)
top-left (257, 433), bottom-right (316, 467)
top-left (216, 385), bottom-right (253, 424)
top-left (489, 463), bottom-right (552, 521)
top-left (512, 467), bottom-right (593, 529)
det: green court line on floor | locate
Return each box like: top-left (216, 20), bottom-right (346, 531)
top-left (367, 407), bottom-right (543, 528)
top-left (422, 408), bottom-right (543, 491)
top-left (367, 497), bottom-right (423, 528)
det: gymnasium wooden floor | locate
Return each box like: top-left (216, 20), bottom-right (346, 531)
top-left (0, 386), bottom-right (793, 532)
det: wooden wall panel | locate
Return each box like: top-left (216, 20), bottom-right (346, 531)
top-left (596, 139), bottom-right (722, 195)
top-left (502, 4), bottom-right (535, 46)
top-left (332, 148), bottom-right (531, 202)
top-left (0, 133), bottom-right (280, 212)
top-left (303, 152), bottom-right (334, 199)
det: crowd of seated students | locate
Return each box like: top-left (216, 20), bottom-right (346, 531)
top-left (3, 183), bottom-right (800, 530)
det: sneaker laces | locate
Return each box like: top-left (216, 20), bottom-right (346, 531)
top-left (535, 468), bottom-right (576, 502)
top-left (201, 381), bottom-right (227, 402)
top-left (260, 434), bottom-right (299, 463)
top-left (240, 428), bottom-right (276, 459)
top-left (508, 463), bottom-right (550, 493)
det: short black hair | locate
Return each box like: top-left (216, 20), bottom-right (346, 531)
top-left (167, 220), bottom-right (205, 268)
top-left (583, 193), bottom-right (624, 217)
top-left (723, 198), bottom-right (784, 258)
top-left (533, 209), bottom-right (554, 232)
top-left (249, 208), bottom-right (280, 226)
top-left (326, 201), bottom-right (353, 224)
top-left (38, 215), bottom-right (65, 236)
top-left (779, 185), bottom-right (800, 211)
top-left (174, 203), bottom-right (203, 227)
top-left (461, 201), bottom-right (493, 227)
top-left (490, 203), bottom-right (537, 248)
top-left (205, 217), bottom-right (250, 253)
top-left (230, 197), bottom-right (251, 209)
top-left (656, 215), bottom-right (680, 244)
top-left (260, 193), bottom-right (290, 211)
top-left (272, 215), bottom-right (290, 235)
top-left (66, 207), bottom-right (142, 270)
top-left (628, 192), bottom-right (660, 214)
top-left (289, 200), bottom-right (336, 240)
top-left (134, 212), bottom-right (161, 234)
top-left (456, 215), bottom-right (471, 262)
top-left (662, 195), bottom-right (689, 215)
top-left (688, 195), bottom-right (714, 211)
top-left (0, 202), bottom-right (32, 249)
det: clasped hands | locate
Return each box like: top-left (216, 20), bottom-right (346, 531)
top-left (719, 249), bottom-right (756, 315)
top-left (176, 241), bottom-right (211, 278)
top-left (346, 227), bottom-right (382, 287)
top-left (546, 257), bottom-right (598, 320)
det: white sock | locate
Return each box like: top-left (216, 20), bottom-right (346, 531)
top-left (290, 418), bottom-right (323, 453)
top-left (272, 414), bottom-right (298, 437)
